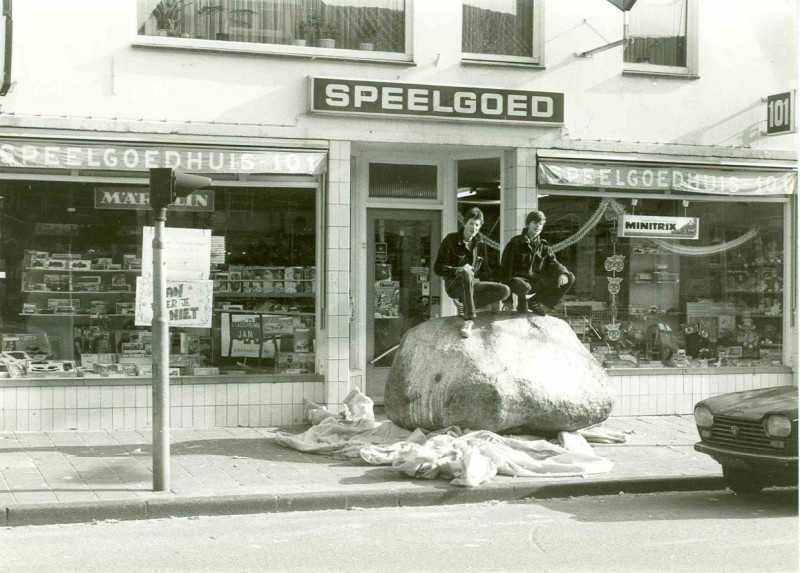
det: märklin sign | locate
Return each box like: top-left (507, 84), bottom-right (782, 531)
top-left (95, 187), bottom-right (214, 212)
top-left (309, 77), bottom-right (564, 125)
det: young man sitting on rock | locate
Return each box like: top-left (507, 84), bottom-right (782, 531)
top-left (500, 210), bottom-right (574, 316)
top-left (434, 207), bottom-right (510, 338)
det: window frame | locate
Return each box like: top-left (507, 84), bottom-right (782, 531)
top-left (622, 0), bottom-right (699, 78)
top-left (460, 0), bottom-right (545, 67)
top-left (133, 0), bottom-right (414, 64)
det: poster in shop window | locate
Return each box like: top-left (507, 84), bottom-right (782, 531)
top-left (220, 313), bottom-right (278, 359)
top-left (374, 280), bottom-right (400, 318)
top-left (134, 278), bottom-right (214, 327)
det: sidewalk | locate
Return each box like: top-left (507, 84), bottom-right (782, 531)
top-left (0, 415), bottom-right (726, 527)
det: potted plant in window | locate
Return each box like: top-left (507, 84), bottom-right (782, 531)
top-left (318, 23), bottom-right (339, 49)
top-left (358, 17), bottom-right (378, 51)
top-left (152, 0), bottom-right (193, 38)
top-left (196, 3), bottom-right (256, 41)
top-left (308, 11), bottom-right (338, 49)
top-left (293, 20), bottom-right (307, 46)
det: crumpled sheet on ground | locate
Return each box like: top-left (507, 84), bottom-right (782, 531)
top-left (274, 395), bottom-right (626, 487)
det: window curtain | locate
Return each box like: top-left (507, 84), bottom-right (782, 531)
top-left (462, 0), bottom-right (533, 57)
top-left (624, 0), bottom-right (687, 66)
top-left (138, 0), bottom-right (405, 51)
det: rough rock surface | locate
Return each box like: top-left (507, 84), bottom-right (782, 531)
top-left (384, 313), bottom-right (614, 434)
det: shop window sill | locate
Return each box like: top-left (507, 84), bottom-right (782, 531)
top-left (132, 37), bottom-right (415, 66)
top-left (0, 373), bottom-right (324, 387)
top-left (605, 365), bottom-right (791, 376)
top-left (622, 69), bottom-right (699, 80)
top-left (461, 57), bottom-right (544, 70)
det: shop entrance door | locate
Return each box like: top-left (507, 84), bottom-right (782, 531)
top-left (366, 209), bottom-right (441, 402)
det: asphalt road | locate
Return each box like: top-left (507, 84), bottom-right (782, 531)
top-left (2, 489), bottom-right (797, 573)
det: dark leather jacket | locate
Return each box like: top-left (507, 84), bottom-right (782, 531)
top-left (500, 231), bottom-right (569, 285)
top-left (434, 231), bottom-right (493, 281)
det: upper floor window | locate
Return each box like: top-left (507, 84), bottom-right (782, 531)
top-left (137, 0), bottom-right (406, 55)
top-left (623, 0), bottom-right (698, 77)
top-left (462, 0), bottom-right (544, 65)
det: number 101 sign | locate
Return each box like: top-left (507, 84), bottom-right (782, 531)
top-left (766, 91), bottom-right (795, 135)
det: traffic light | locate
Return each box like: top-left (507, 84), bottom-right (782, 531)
top-left (605, 0), bottom-right (637, 11)
top-left (149, 167), bottom-right (213, 210)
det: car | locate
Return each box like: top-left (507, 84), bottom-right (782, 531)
top-left (693, 386), bottom-right (798, 495)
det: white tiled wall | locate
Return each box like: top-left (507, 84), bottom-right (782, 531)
top-left (324, 140), bottom-right (353, 413)
top-left (608, 371), bottom-right (793, 416)
top-left (503, 148), bottom-right (538, 247)
top-left (0, 382), bottom-right (324, 431)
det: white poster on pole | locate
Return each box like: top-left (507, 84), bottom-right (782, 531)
top-left (136, 227), bottom-right (214, 326)
top-left (140, 226), bottom-right (212, 280)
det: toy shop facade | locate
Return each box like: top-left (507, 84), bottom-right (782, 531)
top-left (0, 134), bottom-right (342, 431)
top-left (347, 141), bottom-right (797, 417)
top-left (530, 149), bottom-right (797, 407)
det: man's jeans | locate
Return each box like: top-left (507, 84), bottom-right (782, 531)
top-left (445, 267), bottom-right (510, 320)
top-left (509, 272), bottom-right (575, 312)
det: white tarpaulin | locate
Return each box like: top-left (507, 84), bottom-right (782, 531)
top-left (274, 390), bottom-right (624, 487)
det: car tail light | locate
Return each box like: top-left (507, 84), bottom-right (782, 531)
top-left (765, 415), bottom-right (792, 438)
top-left (694, 405), bottom-right (713, 428)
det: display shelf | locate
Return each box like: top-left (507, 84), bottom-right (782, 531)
top-left (726, 290), bottom-right (783, 295)
top-left (214, 292), bottom-right (314, 299)
top-left (20, 313), bottom-right (135, 318)
top-left (25, 268), bottom-right (141, 273)
top-left (23, 290), bottom-right (134, 294)
top-left (214, 309), bottom-right (315, 316)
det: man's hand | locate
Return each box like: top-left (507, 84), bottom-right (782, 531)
top-left (457, 264), bottom-right (473, 275)
top-left (557, 274), bottom-right (569, 287)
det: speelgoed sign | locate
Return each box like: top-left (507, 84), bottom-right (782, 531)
top-left (538, 160), bottom-right (797, 195)
top-left (618, 215), bottom-right (699, 240)
top-left (309, 77), bottom-right (564, 125)
top-left (0, 141), bottom-right (327, 175)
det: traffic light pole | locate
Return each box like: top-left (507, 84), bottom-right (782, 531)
top-left (148, 167), bottom-right (212, 492)
top-left (152, 207), bottom-right (170, 491)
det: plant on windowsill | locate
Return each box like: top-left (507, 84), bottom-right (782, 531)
top-left (196, 3), bottom-right (256, 41)
top-left (317, 24), bottom-right (339, 49)
top-left (152, 0), bottom-right (193, 38)
top-left (358, 17), bottom-right (378, 51)
top-left (293, 20), bottom-right (308, 46)
top-left (308, 11), bottom-right (338, 49)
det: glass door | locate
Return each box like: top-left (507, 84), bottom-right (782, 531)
top-left (366, 209), bottom-right (441, 402)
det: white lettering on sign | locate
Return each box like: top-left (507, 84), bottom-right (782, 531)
top-left (312, 78), bottom-right (564, 124)
top-left (0, 142), bottom-right (326, 175)
top-left (538, 161), bottom-right (797, 195)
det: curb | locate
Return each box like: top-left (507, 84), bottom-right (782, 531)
top-left (2, 475), bottom-right (727, 528)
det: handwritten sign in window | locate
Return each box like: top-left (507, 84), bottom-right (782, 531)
top-left (134, 279), bottom-right (213, 327)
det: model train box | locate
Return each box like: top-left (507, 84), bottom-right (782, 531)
top-left (277, 352), bottom-right (314, 374)
top-left (262, 315), bottom-right (294, 336)
top-left (68, 260), bottom-right (92, 270)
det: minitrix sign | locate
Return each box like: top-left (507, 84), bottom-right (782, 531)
top-left (618, 215), bottom-right (699, 240)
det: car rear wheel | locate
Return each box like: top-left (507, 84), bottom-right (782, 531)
top-left (722, 466), bottom-right (766, 495)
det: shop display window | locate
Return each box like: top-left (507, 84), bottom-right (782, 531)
top-left (0, 181), bottom-right (317, 379)
top-left (537, 195), bottom-right (786, 369)
top-left (137, 0), bottom-right (407, 54)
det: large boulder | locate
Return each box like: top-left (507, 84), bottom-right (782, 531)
top-left (384, 313), bottom-right (614, 434)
